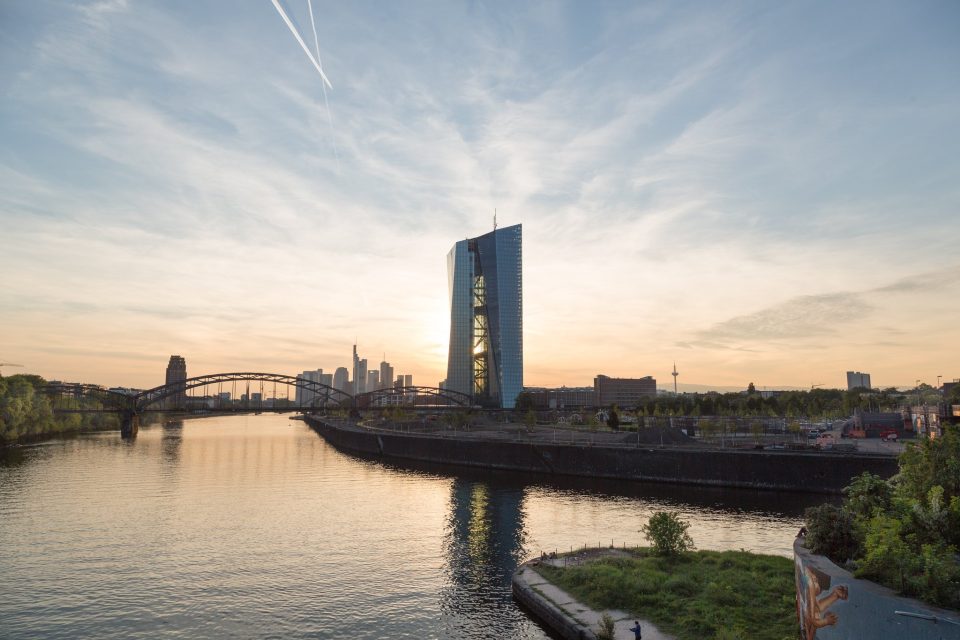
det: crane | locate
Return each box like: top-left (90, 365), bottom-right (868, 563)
top-left (0, 362), bottom-right (24, 378)
top-left (811, 383), bottom-right (824, 390)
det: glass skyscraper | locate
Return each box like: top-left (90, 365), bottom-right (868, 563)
top-left (445, 224), bottom-right (522, 408)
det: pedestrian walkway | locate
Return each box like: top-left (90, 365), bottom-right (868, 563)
top-left (517, 564), bottom-right (675, 640)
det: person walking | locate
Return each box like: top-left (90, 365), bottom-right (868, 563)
top-left (630, 620), bottom-right (642, 639)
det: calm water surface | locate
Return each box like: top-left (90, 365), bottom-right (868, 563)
top-left (0, 414), bottom-right (821, 639)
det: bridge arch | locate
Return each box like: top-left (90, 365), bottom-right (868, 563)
top-left (134, 372), bottom-right (354, 411)
top-left (354, 385), bottom-right (474, 409)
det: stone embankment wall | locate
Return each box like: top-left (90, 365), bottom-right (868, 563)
top-left (305, 417), bottom-right (897, 493)
top-left (512, 562), bottom-right (597, 640)
top-left (794, 539), bottom-right (959, 639)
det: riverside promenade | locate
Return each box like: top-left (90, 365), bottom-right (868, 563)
top-left (513, 554), bottom-right (674, 640)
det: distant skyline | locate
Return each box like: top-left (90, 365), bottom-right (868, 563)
top-left (2, 1), bottom-right (959, 391)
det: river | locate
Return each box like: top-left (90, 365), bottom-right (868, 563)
top-left (0, 414), bottom-right (823, 639)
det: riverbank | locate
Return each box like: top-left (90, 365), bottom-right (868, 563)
top-left (516, 548), bottom-right (795, 640)
top-left (305, 415), bottom-right (898, 493)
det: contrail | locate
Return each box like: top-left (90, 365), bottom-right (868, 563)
top-left (270, 0), bottom-right (332, 89)
top-left (306, 0), bottom-right (341, 171)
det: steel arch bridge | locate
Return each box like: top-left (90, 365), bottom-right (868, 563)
top-left (354, 385), bottom-right (475, 409)
top-left (40, 374), bottom-right (476, 437)
top-left (134, 372), bottom-right (353, 411)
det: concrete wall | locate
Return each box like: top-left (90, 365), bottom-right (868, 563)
top-left (305, 417), bottom-right (898, 494)
top-left (512, 563), bottom-right (597, 640)
top-left (794, 539), bottom-right (959, 639)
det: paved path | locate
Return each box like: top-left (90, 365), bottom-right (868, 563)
top-left (519, 564), bottom-right (675, 640)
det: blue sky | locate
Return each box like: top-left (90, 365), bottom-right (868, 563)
top-left (1, 0), bottom-right (958, 390)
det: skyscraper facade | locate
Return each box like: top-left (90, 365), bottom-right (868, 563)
top-left (165, 355), bottom-right (187, 409)
top-left (445, 224), bottom-right (523, 408)
top-left (846, 371), bottom-right (872, 390)
top-left (333, 367), bottom-right (349, 392)
top-left (379, 360), bottom-right (393, 392)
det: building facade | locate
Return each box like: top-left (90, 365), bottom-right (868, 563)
top-left (333, 367), bottom-right (349, 393)
top-left (593, 374), bottom-right (656, 407)
top-left (445, 224), bottom-right (523, 408)
top-left (165, 355), bottom-right (187, 409)
top-left (846, 371), bottom-right (872, 390)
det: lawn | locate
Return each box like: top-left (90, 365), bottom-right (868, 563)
top-left (535, 548), bottom-right (797, 640)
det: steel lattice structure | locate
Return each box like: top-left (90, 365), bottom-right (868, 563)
top-left (354, 385), bottom-right (474, 409)
top-left (41, 373), bottom-right (354, 413)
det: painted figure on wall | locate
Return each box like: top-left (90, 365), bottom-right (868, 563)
top-left (796, 559), bottom-right (849, 639)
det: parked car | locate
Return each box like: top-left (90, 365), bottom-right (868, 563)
top-left (882, 431), bottom-right (899, 442)
top-left (807, 429), bottom-right (822, 439)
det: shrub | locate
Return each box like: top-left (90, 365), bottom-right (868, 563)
top-left (843, 472), bottom-right (892, 520)
top-left (804, 504), bottom-right (861, 564)
top-left (642, 511), bottom-right (694, 556)
top-left (596, 612), bottom-right (615, 640)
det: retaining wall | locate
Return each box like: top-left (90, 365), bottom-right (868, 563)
top-left (305, 417), bottom-right (898, 493)
top-left (512, 563), bottom-right (597, 640)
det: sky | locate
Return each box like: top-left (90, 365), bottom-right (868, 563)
top-left (1, 0), bottom-right (959, 392)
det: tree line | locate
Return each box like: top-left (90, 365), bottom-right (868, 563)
top-left (0, 374), bottom-right (119, 444)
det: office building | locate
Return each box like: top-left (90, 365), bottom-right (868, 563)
top-left (366, 370), bottom-right (379, 392)
top-left (846, 371), bottom-right (872, 390)
top-left (524, 386), bottom-right (594, 409)
top-left (445, 223), bottom-right (523, 408)
top-left (380, 360), bottom-right (393, 392)
top-left (403, 374), bottom-right (413, 388)
top-left (333, 367), bottom-right (349, 393)
top-left (593, 374), bottom-right (657, 407)
top-left (165, 355), bottom-right (188, 409)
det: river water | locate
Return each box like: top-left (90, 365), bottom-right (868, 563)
top-left (0, 414), bottom-right (822, 639)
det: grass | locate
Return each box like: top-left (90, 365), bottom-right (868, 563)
top-left (535, 548), bottom-right (797, 640)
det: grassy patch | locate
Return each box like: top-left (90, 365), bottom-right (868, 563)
top-left (535, 549), bottom-right (796, 640)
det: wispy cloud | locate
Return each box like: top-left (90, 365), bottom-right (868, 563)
top-left (1, 1), bottom-right (958, 388)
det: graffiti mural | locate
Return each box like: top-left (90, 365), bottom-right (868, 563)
top-left (793, 538), bottom-right (960, 639)
top-left (795, 557), bottom-right (848, 639)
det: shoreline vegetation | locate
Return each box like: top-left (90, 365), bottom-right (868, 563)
top-left (0, 374), bottom-right (122, 446)
top-left (803, 425), bottom-right (960, 610)
top-left (0, 374), bottom-right (258, 447)
top-left (529, 510), bottom-right (796, 640)
top-left (533, 547), bottom-right (796, 640)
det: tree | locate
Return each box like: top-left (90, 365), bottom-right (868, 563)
top-left (606, 405), bottom-right (619, 431)
top-left (515, 391), bottom-right (534, 411)
top-left (747, 382), bottom-right (756, 394)
top-left (524, 409), bottom-right (536, 429)
top-left (787, 420), bottom-right (802, 442)
top-left (699, 418), bottom-right (717, 442)
top-left (843, 472), bottom-right (892, 520)
top-left (642, 511), bottom-right (694, 556)
top-left (804, 504), bottom-right (861, 564)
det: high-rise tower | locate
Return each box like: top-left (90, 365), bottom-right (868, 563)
top-left (445, 224), bottom-right (522, 408)
top-left (165, 355), bottom-right (187, 409)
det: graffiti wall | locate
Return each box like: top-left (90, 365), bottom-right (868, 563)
top-left (794, 538), bottom-right (959, 639)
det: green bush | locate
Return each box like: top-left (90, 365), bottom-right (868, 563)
top-left (803, 504), bottom-right (861, 564)
top-left (805, 426), bottom-right (960, 609)
top-left (596, 612), bottom-right (615, 640)
top-left (642, 511), bottom-right (694, 557)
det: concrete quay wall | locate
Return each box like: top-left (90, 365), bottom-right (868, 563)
top-left (512, 562), bottom-right (597, 640)
top-left (304, 417), bottom-right (898, 493)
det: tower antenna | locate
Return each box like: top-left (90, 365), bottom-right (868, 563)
top-left (493, 208), bottom-right (497, 231)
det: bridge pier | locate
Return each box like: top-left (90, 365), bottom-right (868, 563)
top-left (121, 413), bottom-right (139, 439)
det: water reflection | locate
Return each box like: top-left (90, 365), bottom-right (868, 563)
top-left (161, 420), bottom-right (183, 465)
top-left (0, 415), bottom-right (827, 639)
top-left (441, 479), bottom-right (531, 637)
